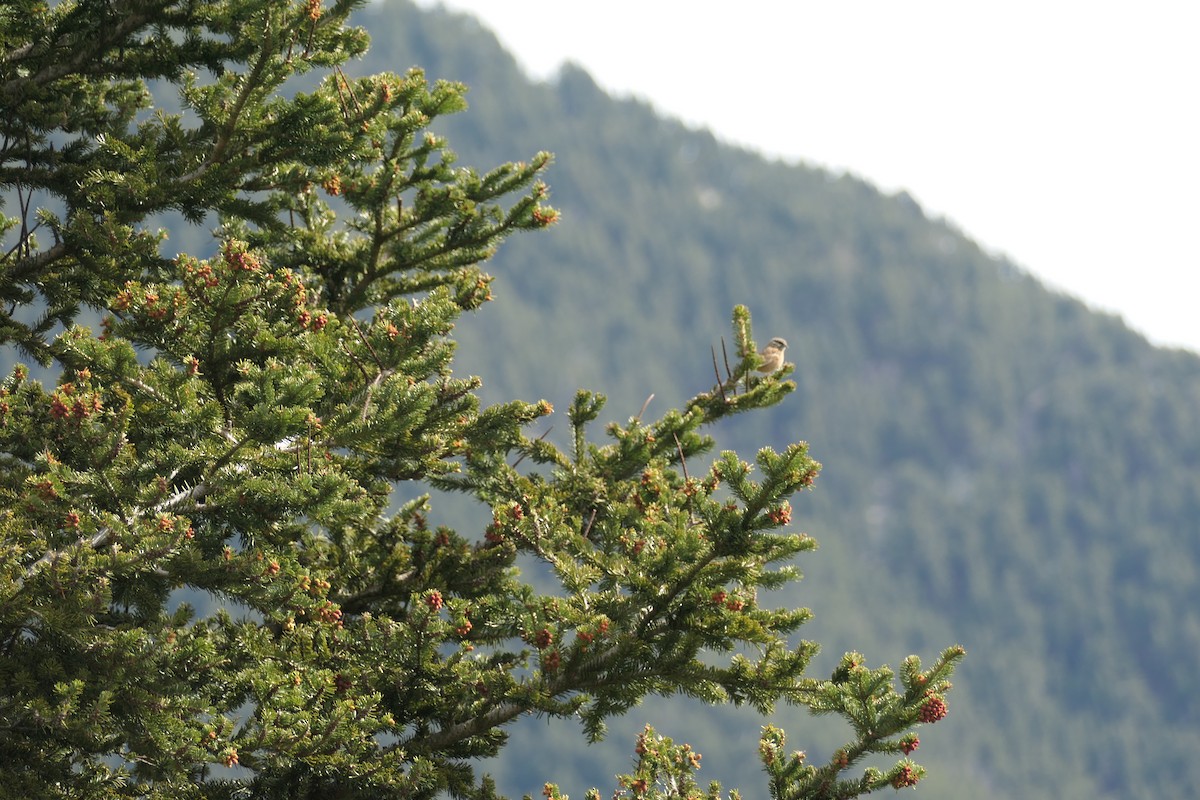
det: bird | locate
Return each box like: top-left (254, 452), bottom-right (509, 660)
top-left (756, 337), bottom-right (788, 373)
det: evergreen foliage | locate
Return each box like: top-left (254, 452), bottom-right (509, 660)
top-left (0, 1), bottom-right (960, 798)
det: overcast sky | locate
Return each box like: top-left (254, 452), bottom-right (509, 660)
top-left (414, 1), bottom-right (1199, 354)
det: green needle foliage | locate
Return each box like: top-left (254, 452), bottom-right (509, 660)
top-left (0, 2), bottom-right (961, 798)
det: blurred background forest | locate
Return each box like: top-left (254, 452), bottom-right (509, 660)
top-left (6, 1), bottom-right (1200, 797)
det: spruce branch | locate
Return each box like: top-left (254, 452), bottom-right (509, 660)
top-left (0, 0), bottom-right (166, 94)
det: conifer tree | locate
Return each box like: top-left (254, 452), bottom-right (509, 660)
top-left (0, 2), bottom-right (962, 798)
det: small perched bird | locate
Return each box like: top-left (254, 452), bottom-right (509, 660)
top-left (757, 337), bottom-right (788, 373)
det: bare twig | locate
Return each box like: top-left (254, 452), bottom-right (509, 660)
top-left (636, 393), bottom-right (654, 422)
top-left (711, 344), bottom-right (727, 404)
top-left (334, 66), bottom-right (365, 119)
top-left (720, 337), bottom-right (738, 396)
top-left (343, 314), bottom-right (395, 422)
top-left (672, 433), bottom-right (690, 483)
top-left (511, 426), bottom-right (552, 469)
top-left (581, 507), bottom-right (598, 540)
top-left (346, 314), bottom-right (384, 369)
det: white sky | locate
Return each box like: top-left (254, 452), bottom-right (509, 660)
top-left (415, 1), bottom-right (1200, 353)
